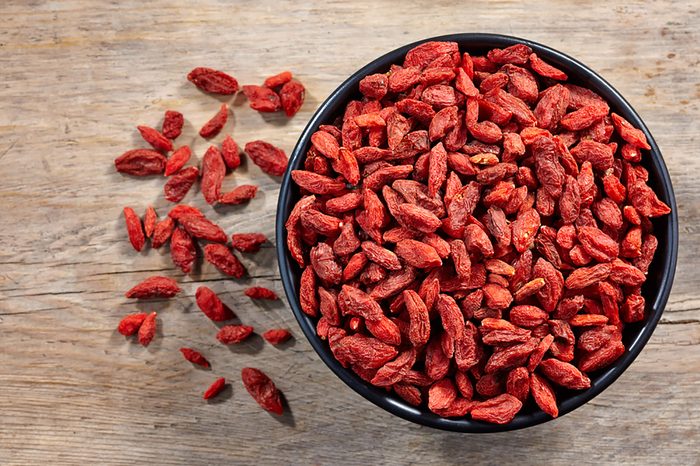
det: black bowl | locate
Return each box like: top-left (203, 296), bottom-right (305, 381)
top-left (275, 33), bottom-right (678, 432)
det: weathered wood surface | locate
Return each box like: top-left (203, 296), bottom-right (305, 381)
top-left (0, 0), bottom-right (699, 464)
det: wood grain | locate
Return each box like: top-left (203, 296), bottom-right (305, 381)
top-left (1, 0), bottom-right (699, 464)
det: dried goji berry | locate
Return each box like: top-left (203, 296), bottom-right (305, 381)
top-left (164, 145), bottom-right (192, 176)
top-left (196, 286), bottom-right (235, 322)
top-left (203, 377), bottom-right (226, 400)
top-left (217, 325), bottom-right (254, 344)
top-left (262, 329), bottom-right (292, 345)
top-left (199, 103), bottom-right (228, 138)
top-left (221, 135), bottom-right (241, 170)
top-left (118, 313), bottom-right (148, 336)
top-left (218, 185), bottom-right (258, 205)
top-left (245, 286), bottom-right (278, 300)
top-left (123, 206), bottom-right (145, 252)
top-left (164, 166), bottom-right (199, 203)
top-left (137, 312), bottom-right (157, 346)
top-left (180, 348), bottom-right (210, 368)
top-left (170, 227), bottom-right (196, 273)
top-left (125, 276), bottom-right (180, 299)
top-left (245, 140), bottom-right (289, 176)
top-left (241, 368), bottom-right (284, 414)
top-left (243, 85), bottom-right (282, 113)
top-left (162, 110), bottom-right (184, 139)
top-left (188, 67), bottom-right (239, 94)
top-left (204, 244), bottom-right (246, 278)
top-left (115, 149), bottom-right (166, 176)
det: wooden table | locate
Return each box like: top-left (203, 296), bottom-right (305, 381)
top-left (1, 0), bottom-right (698, 464)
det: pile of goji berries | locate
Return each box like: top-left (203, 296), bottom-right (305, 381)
top-left (115, 67), bottom-right (303, 414)
top-left (287, 42), bottom-right (671, 424)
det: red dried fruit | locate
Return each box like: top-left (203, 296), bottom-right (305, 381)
top-left (530, 372), bottom-right (558, 418)
top-left (143, 206), bottom-right (157, 239)
top-left (263, 329), bottom-right (292, 345)
top-left (180, 348), bottom-right (210, 368)
top-left (137, 125), bottom-right (173, 153)
top-left (506, 367), bottom-right (530, 402)
top-left (280, 79), bottom-right (305, 117)
top-left (218, 185), bottom-right (258, 205)
top-left (204, 244), bottom-right (246, 278)
top-left (188, 67), bottom-right (239, 94)
top-left (230, 233), bottom-right (267, 253)
top-left (264, 71), bottom-right (293, 88)
top-left (151, 217), bottom-right (175, 249)
top-left (244, 140), bottom-right (289, 176)
top-left (123, 207), bottom-right (145, 252)
top-left (195, 286), bottom-right (235, 322)
top-left (164, 166), bottom-right (199, 202)
top-left (221, 135), bottom-right (241, 170)
top-left (243, 85), bottom-right (281, 112)
top-left (115, 149), bottom-right (166, 176)
top-left (170, 227), bottom-right (196, 273)
top-left (164, 145), bottom-right (192, 176)
top-left (217, 325), bottom-right (254, 344)
top-left (178, 214), bottom-right (227, 243)
top-left (611, 113), bottom-right (651, 150)
top-left (199, 103), bottom-right (228, 138)
top-left (137, 312), bottom-right (157, 346)
top-left (245, 286), bottom-right (278, 300)
top-left (241, 368), bottom-right (284, 414)
top-left (162, 110), bottom-right (184, 139)
top-left (118, 313), bottom-right (147, 336)
top-left (125, 276), bottom-right (180, 299)
top-left (203, 377), bottom-right (226, 400)
top-left (471, 394), bottom-right (523, 424)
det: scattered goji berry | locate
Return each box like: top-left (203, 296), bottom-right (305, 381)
top-left (162, 110), bottom-right (184, 139)
top-left (180, 348), bottom-right (210, 368)
top-left (244, 287), bottom-right (278, 300)
top-left (262, 329), bottom-right (292, 345)
top-left (117, 313), bottom-right (148, 336)
top-left (125, 276), bottom-right (180, 299)
top-left (137, 312), bottom-right (157, 346)
top-left (188, 67), bottom-right (239, 94)
top-left (203, 377), bottom-right (227, 400)
top-left (199, 103), bottom-right (228, 138)
top-left (241, 367), bottom-right (284, 415)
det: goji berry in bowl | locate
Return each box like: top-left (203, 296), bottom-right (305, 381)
top-left (275, 33), bottom-right (678, 432)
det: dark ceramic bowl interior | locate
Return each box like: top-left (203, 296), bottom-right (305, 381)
top-left (276, 33), bottom-right (678, 432)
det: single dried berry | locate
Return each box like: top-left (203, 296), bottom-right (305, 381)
top-left (221, 135), bottom-right (241, 170)
top-left (243, 85), bottom-right (282, 112)
top-left (170, 227), bottom-right (197, 273)
top-left (245, 140), bottom-right (289, 176)
top-left (263, 329), bottom-right (292, 345)
top-left (118, 313), bottom-right (148, 336)
top-left (164, 146), bottom-right (192, 176)
top-left (137, 125), bottom-right (173, 153)
top-left (162, 110), bottom-right (184, 139)
top-left (137, 312), bottom-right (157, 346)
top-left (204, 244), bottom-right (246, 278)
top-left (188, 67), bottom-right (239, 94)
top-left (199, 104), bottom-right (228, 138)
top-left (195, 286), bottom-right (235, 322)
top-left (178, 214), bottom-right (227, 243)
top-left (217, 325), bottom-right (254, 344)
top-left (151, 217), bottom-right (175, 249)
top-left (203, 377), bottom-right (227, 400)
top-left (180, 348), bottom-right (210, 368)
top-left (264, 71), bottom-right (293, 88)
top-left (218, 185), bottom-right (258, 205)
top-left (143, 206), bottom-right (157, 239)
top-left (125, 276), bottom-right (180, 299)
top-left (115, 149), bottom-right (166, 176)
top-left (530, 372), bottom-right (558, 418)
top-left (231, 233), bottom-right (267, 253)
top-left (280, 79), bottom-right (306, 117)
top-left (471, 394), bottom-right (523, 424)
top-left (123, 207), bottom-right (145, 252)
top-left (164, 166), bottom-right (199, 202)
top-left (245, 286), bottom-right (278, 300)
top-left (241, 367), bottom-right (284, 415)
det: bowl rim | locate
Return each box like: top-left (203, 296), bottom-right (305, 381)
top-left (275, 32), bottom-right (678, 432)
